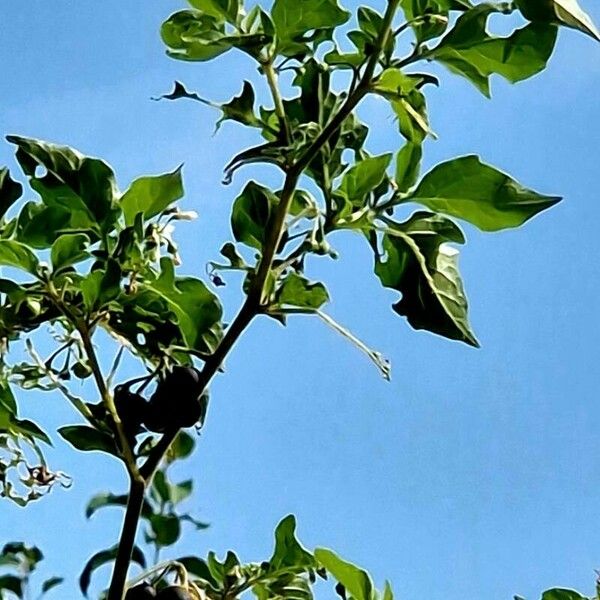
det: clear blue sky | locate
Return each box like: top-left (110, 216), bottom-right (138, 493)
top-left (1, 1), bottom-right (600, 598)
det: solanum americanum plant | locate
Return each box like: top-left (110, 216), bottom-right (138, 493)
top-left (0, 0), bottom-right (599, 599)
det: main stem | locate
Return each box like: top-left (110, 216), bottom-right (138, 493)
top-left (107, 3), bottom-right (400, 597)
top-left (106, 478), bottom-right (145, 600)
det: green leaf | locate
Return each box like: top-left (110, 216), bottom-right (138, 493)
top-left (10, 419), bottom-right (52, 445)
top-left (216, 81), bottom-right (260, 131)
top-left (120, 167), bottom-right (184, 226)
top-left (374, 212), bottom-right (478, 347)
top-left (231, 181), bottom-right (277, 249)
top-left (0, 167), bottom-right (22, 220)
top-left (400, 0), bottom-right (472, 43)
top-left (166, 430), bottom-right (196, 464)
top-left (162, 10), bottom-right (232, 62)
top-left (0, 240), bottom-right (39, 274)
top-left (85, 492), bottom-right (154, 520)
top-left (187, 0), bottom-right (240, 23)
top-left (141, 257), bottom-right (223, 353)
top-left (383, 581), bottom-right (395, 600)
top-left (15, 203), bottom-right (79, 249)
top-left (314, 548), bottom-right (373, 600)
top-left (271, 0), bottom-right (351, 55)
top-left (431, 6), bottom-right (558, 96)
top-left (51, 233), bottom-right (90, 271)
top-left (80, 260), bottom-right (122, 311)
top-left (41, 577), bottom-right (64, 595)
top-left (7, 136), bottom-right (118, 232)
top-left (0, 574), bottom-right (23, 597)
top-left (79, 545), bottom-right (145, 596)
top-left (276, 273), bottom-right (329, 309)
top-left (541, 591), bottom-right (588, 600)
top-left (395, 142), bottom-right (422, 193)
top-left (338, 154), bottom-right (392, 207)
top-left (515, 0), bottom-right (600, 41)
top-left (58, 425), bottom-right (118, 455)
top-left (149, 513), bottom-right (182, 547)
top-left (407, 155), bottom-right (561, 231)
top-left (270, 515), bottom-right (315, 571)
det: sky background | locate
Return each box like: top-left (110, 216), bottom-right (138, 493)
top-left (1, 1), bottom-right (600, 598)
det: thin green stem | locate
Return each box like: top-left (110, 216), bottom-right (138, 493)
top-left (263, 60), bottom-right (292, 146)
top-left (79, 325), bottom-right (140, 478)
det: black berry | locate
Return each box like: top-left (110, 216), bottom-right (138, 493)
top-left (125, 583), bottom-right (157, 599)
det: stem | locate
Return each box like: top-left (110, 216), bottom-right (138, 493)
top-left (106, 477), bottom-right (146, 600)
top-left (263, 60), bottom-right (291, 146)
top-left (79, 325), bottom-right (140, 477)
top-left (104, 4), bottom-right (402, 597)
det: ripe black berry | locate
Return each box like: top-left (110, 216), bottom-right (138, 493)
top-left (125, 583), bottom-right (157, 599)
top-left (143, 367), bottom-right (206, 432)
top-left (114, 385), bottom-right (147, 436)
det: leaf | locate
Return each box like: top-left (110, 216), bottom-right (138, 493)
top-left (7, 136), bottom-right (118, 232)
top-left (271, 0), bottom-right (351, 55)
top-left (338, 154), bottom-right (392, 207)
top-left (216, 81), bottom-right (260, 131)
top-left (79, 545), bottom-right (146, 596)
top-left (373, 71), bottom-right (433, 142)
top-left (541, 591), bottom-right (588, 600)
top-left (161, 10), bottom-right (232, 62)
top-left (0, 240), bottom-right (39, 274)
top-left (276, 273), bottom-right (330, 309)
top-left (58, 425), bottom-right (118, 455)
top-left (515, 0), bottom-right (600, 41)
top-left (431, 6), bottom-right (558, 96)
top-left (400, 0), bottom-right (472, 43)
top-left (187, 0), bottom-right (241, 23)
top-left (41, 577), bottom-right (64, 595)
top-left (231, 181), bottom-right (277, 249)
top-left (314, 548), bottom-right (373, 600)
top-left (141, 257), bottom-right (223, 353)
top-left (10, 419), bottom-right (52, 445)
top-left (166, 430), bottom-right (196, 464)
top-left (0, 167), bottom-right (23, 220)
top-left (383, 581), bottom-right (394, 600)
top-left (120, 167), bottom-right (184, 225)
top-left (0, 574), bottom-right (23, 597)
top-left (149, 513), bottom-right (182, 547)
top-left (374, 212), bottom-right (479, 347)
top-left (51, 233), bottom-right (90, 271)
top-left (395, 142), bottom-right (422, 193)
top-left (177, 556), bottom-right (216, 584)
top-left (407, 155), bottom-right (561, 231)
top-left (80, 260), bottom-right (122, 311)
top-left (85, 492), bottom-right (154, 520)
top-left (270, 515), bottom-right (315, 571)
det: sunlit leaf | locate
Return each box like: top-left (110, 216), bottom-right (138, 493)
top-left (276, 273), bottom-right (329, 309)
top-left (120, 167), bottom-right (184, 225)
top-left (314, 548), bottom-right (373, 600)
top-left (432, 6), bottom-right (558, 96)
top-left (407, 155), bottom-right (561, 231)
top-left (516, 0), bottom-right (600, 41)
top-left (7, 136), bottom-right (118, 232)
top-left (272, 0), bottom-right (350, 55)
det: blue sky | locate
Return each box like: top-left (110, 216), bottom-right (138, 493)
top-left (1, 1), bottom-right (600, 598)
